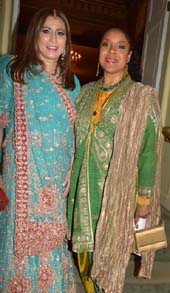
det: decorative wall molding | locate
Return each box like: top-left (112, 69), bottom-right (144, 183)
top-left (20, 0), bottom-right (127, 29)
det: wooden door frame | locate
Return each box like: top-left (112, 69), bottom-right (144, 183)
top-left (0, 0), bottom-right (13, 55)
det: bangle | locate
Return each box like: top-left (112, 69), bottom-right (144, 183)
top-left (137, 196), bottom-right (151, 206)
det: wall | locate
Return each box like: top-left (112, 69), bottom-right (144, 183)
top-left (71, 44), bottom-right (98, 85)
top-left (0, 0), bottom-right (12, 55)
top-left (141, 0), bottom-right (170, 211)
top-left (160, 14), bottom-right (170, 211)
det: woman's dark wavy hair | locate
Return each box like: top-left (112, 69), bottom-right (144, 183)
top-left (9, 8), bottom-right (75, 89)
top-left (97, 27), bottom-right (133, 78)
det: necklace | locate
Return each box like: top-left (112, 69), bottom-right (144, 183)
top-left (90, 76), bottom-right (127, 133)
top-left (100, 77), bottom-right (124, 92)
top-left (45, 70), bottom-right (62, 85)
top-left (45, 65), bottom-right (61, 79)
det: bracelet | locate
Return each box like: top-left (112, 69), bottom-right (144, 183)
top-left (137, 196), bottom-right (151, 206)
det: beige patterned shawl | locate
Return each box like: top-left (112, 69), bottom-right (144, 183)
top-left (91, 82), bottom-right (162, 293)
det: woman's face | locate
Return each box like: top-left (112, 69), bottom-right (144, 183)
top-left (99, 29), bottom-right (132, 79)
top-left (37, 16), bottom-right (67, 65)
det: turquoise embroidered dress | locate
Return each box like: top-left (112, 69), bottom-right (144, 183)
top-left (0, 54), bottom-right (80, 292)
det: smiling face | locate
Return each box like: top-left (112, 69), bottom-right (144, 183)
top-left (37, 16), bottom-right (67, 67)
top-left (99, 29), bottom-right (132, 80)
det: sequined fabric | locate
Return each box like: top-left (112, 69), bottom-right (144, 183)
top-left (0, 54), bottom-right (81, 292)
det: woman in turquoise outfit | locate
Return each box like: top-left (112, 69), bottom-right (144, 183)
top-left (67, 28), bottom-right (162, 293)
top-left (0, 8), bottom-right (81, 293)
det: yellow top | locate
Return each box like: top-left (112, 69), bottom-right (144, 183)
top-left (91, 89), bottom-right (113, 126)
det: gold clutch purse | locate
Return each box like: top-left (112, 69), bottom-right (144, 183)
top-left (134, 218), bottom-right (167, 253)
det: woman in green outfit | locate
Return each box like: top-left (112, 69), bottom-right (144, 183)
top-left (67, 28), bottom-right (162, 293)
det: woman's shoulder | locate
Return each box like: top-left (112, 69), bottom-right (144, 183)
top-left (0, 54), bottom-right (11, 66)
top-left (0, 54), bottom-right (12, 80)
top-left (73, 74), bottom-right (81, 90)
top-left (131, 81), bottom-right (158, 96)
top-left (80, 80), bottom-right (99, 92)
top-left (128, 81), bottom-right (159, 109)
top-left (75, 80), bottom-right (98, 108)
top-left (133, 82), bottom-right (160, 122)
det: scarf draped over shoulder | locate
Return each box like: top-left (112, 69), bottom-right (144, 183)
top-left (91, 82), bottom-right (162, 293)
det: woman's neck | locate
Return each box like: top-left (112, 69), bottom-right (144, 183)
top-left (43, 59), bottom-right (57, 75)
top-left (45, 65), bottom-right (57, 75)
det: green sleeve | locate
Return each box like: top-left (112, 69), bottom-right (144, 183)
top-left (137, 115), bottom-right (157, 197)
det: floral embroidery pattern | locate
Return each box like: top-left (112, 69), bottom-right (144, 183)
top-left (39, 186), bottom-right (57, 210)
top-left (7, 275), bottom-right (31, 293)
top-left (38, 254), bottom-right (55, 293)
top-left (7, 256), bottom-right (31, 293)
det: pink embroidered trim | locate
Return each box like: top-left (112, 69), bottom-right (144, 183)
top-left (48, 76), bottom-right (77, 128)
top-left (27, 221), bottom-right (66, 255)
top-left (14, 82), bottom-right (29, 258)
top-left (14, 82), bottom-right (66, 258)
top-left (7, 274), bottom-right (31, 293)
top-left (38, 186), bottom-right (57, 210)
top-left (7, 256), bottom-right (31, 293)
top-left (38, 254), bottom-right (55, 293)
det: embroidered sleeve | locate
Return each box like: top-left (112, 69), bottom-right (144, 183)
top-left (137, 114), bottom-right (157, 197)
top-left (0, 54), bottom-right (13, 127)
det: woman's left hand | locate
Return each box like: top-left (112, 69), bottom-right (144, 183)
top-left (134, 204), bottom-right (151, 225)
top-left (62, 167), bottom-right (72, 197)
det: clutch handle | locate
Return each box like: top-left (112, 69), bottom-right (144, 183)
top-left (151, 214), bottom-right (165, 226)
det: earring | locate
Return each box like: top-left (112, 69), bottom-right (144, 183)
top-left (61, 51), bottom-right (65, 61)
top-left (56, 66), bottom-right (61, 78)
top-left (124, 63), bottom-right (129, 77)
top-left (53, 9), bottom-right (57, 17)
top-left (96, 63), bottom-right (100, 77)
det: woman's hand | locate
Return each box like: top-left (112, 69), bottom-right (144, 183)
top-left (134, 204), bottom-right (151, 225)
top-left (0, 127), bottom-right (3, 146)
top-left (62, 167), bottom-right (72, 197)
top-left (62, 158), bottom-right (74, 197)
